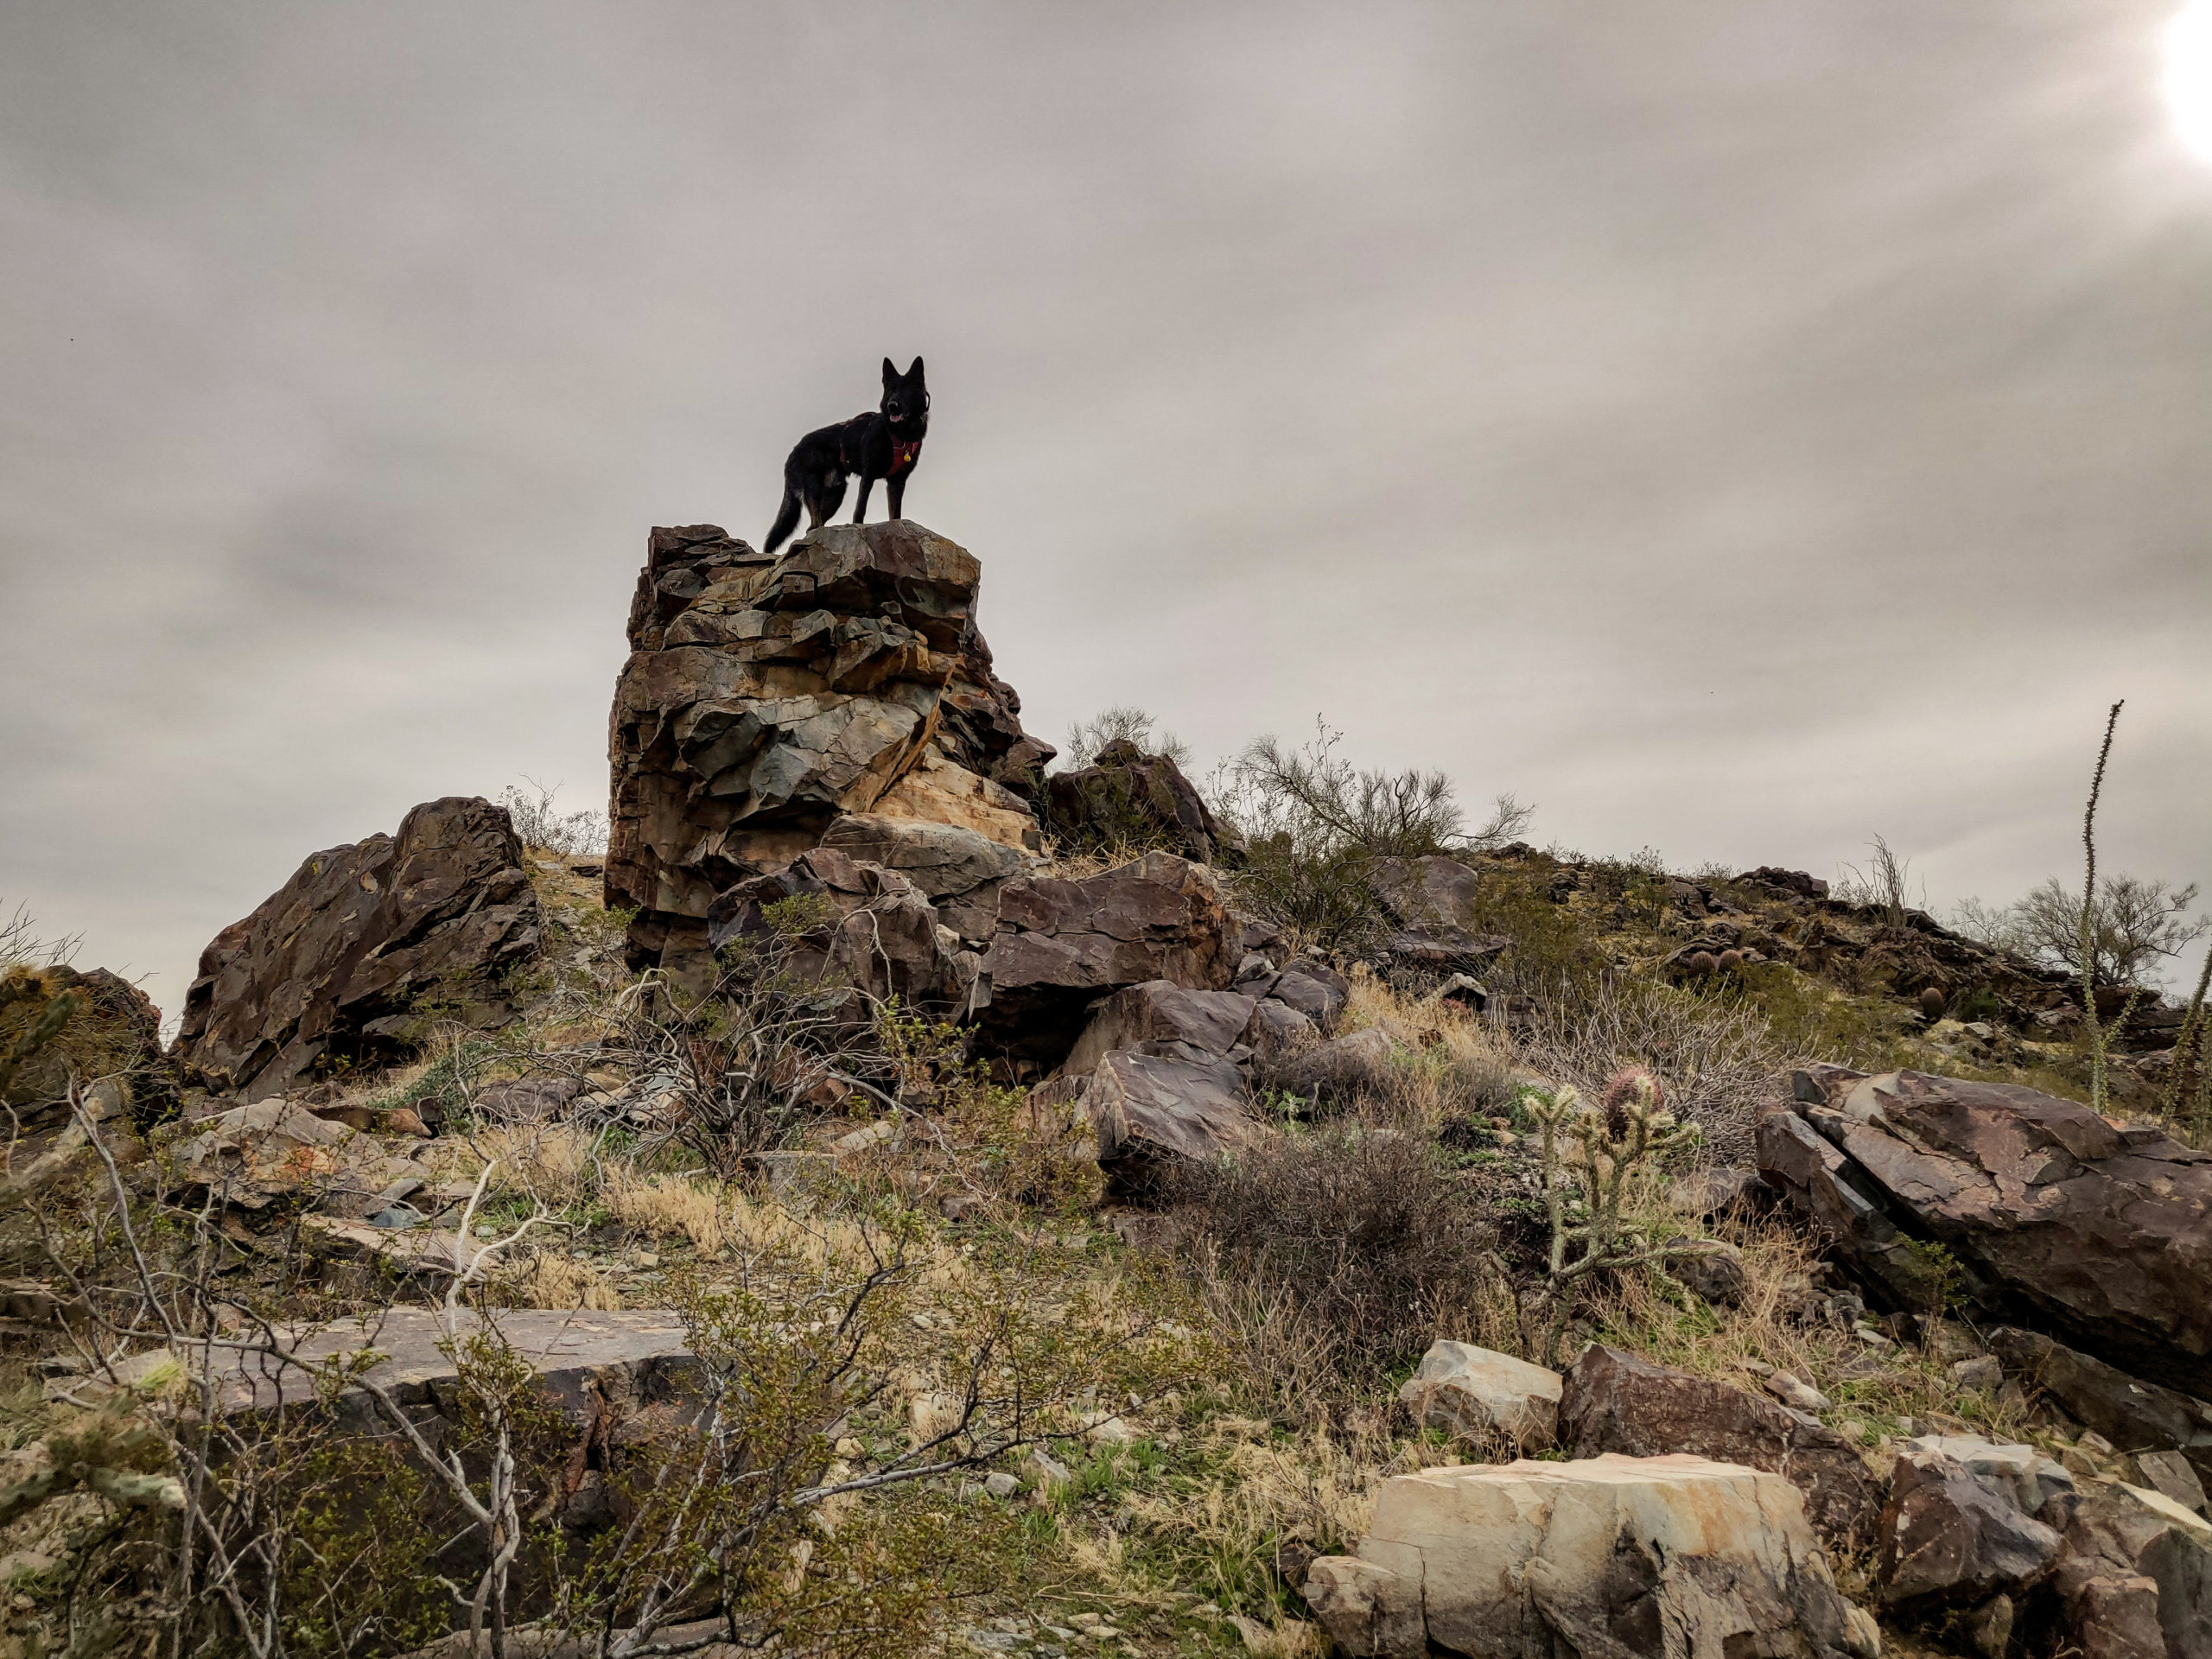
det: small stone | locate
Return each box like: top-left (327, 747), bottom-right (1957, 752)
top-left (1022, 1447), bottom-right (1072, 1487)
top-left (1084, 1414), bottom-right (1132, 1444)
top-left (633, 1250), bottom-right (658, 1269)
top-left (1763, 1370), bottom-right (1832, 1413)
top-left (835, 1437), bottom-right (865, 1459)
top-left (1963, 1592), bottom-right (2013, 1659)
top-left (984, 1471), bottom-right (1020, 1498)
top-left (2077, 1429), bottom-right (2115, 1457)
top-left (1950, 1355), bottom-right (2003, 1392)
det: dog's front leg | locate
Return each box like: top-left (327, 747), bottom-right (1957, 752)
top-left (887, 474), bottom-right (905, 521)
top-left (852, 474), bottom-right (874, 524)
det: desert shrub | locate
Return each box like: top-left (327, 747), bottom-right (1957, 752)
top-left (1060, 703), bottom-right (1192, 771)
top-left (1213, 718), bottom-right (1529, 953)
top-left (1954, 874), bottom-right (2208, 988)
top-left (1833, 833), bottom-right (1919, 933)
top-left (1509, 974), bottom-right (1790, 1165)
top-left (1176, 1117), bottom-right (1498, 1401)
top-left (497, 776), bottom-right (608, 856)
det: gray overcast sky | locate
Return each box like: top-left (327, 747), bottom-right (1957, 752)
top-left (3, 1), bottom-right (2209, 1016)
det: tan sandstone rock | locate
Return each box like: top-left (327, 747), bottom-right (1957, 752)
top-left (1396, 1339), bottom-right (1562, 1450)
top-left (1303, 1452), bottom-right (1875, 1658)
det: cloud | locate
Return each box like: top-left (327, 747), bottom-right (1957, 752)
top-left (1, 0), bottom-right (2207, 1008)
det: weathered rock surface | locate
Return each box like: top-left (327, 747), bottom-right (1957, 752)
top-left (1396, 1339), bottom-right (1561, 1449)
top-left (1042, 740), bottom-right (1243, 867)
top-left (1987, 1327), bottom-right (2212, 1484)
top-left (1875, 1448), bottom-right (2063, 1611)
top-left (127, 1308), bottom-right (696, 1430)
top-left (1302, 1452), bottom-right (1875, 1659)
top-left (1558, 1343), bottom-right (1883, 1550)
top-left (1262, 1026), bottom-right (1402, 1109)
top-left (1084, 1049), bottom-right (1254, 1190)
top-left (1759, 1065), bottom-right (2212, 1396)
top-left (2050, 1479), bottom-right (2212, 1659)
top-left (1061, 980), bottom-right (1256, 1077)
top-left (817, 812), bottom-right (1029, 944)
top-left (1898, 1433), bottom-right (2073, 1516)
top-left (976, 852), bottom-right (1234, 1061)
top-left (706, 847), bottom-right (976, 1017)
top-left (607, 522), bottom-right (1050, 978)
top-left (174, 797), bottom-right (541, 1101)
top-left (1367, 855), bottom-right (1511, 973)
top-left (1234, 957), bottom-right (1350, 1031)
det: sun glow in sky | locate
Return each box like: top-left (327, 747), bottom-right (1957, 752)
top-left (2166, 0), bottom-right (2212, 161)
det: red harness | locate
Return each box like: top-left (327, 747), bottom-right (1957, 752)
top-left (890, 437), bottom-right (922, 476)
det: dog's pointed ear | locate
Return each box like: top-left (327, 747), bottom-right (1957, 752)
top-left (882, 357), bottom-right (898, 385)
top-left (907, 356), bottom-right (925, 381)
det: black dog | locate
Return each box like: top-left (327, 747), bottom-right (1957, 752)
top-left (763, 357), bottom-right (930, 555)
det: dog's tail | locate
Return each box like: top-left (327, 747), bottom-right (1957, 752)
top-left (763, 485), bottom-right (801, 556)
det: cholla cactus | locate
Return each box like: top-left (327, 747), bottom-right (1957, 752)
top-left (1505, 1066), bottom-right (1726, 1367)
top-left (0, 964), bottom-right (82, 1097)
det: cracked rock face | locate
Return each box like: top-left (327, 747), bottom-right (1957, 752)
top-left (1758, 1063), bottom-right (2212, 1398)
top-left (173, 797), bottom-right (541, 1101)
top-left (607, 522), bottom-right (1051, 981)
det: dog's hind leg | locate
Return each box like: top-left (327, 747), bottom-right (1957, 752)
top-left (852, 474), bottom-right (874, 524)
top-left (810, 473), bottom-right (847, 529)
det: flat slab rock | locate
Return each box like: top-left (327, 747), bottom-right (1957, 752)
top-left (126, 1308), bottom-right (695, 1421)
top-left (1302, 1452), bottom-right (1877, 1659)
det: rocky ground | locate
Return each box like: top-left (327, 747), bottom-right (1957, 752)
top-left (3, 520), bottom-right (2208, 1659)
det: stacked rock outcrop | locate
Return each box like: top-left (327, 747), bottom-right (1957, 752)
top-left (173, 797), bottom-right (541, 1101)
top-left (606, 522), bottom-right (1052, 980)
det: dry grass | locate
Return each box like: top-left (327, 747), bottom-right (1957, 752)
top-left (1508, 974), bottom-right (1789, 1165)
top-left (603, 1166), bottom-right (727, 1255)
top-left (492, 1247), bottom-right (622, 1311)
top-left (435, 1121), bottom-right (601, 1210)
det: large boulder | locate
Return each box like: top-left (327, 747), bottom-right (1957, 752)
top-left (2048, 1479), bottom-right (2212, 1659)
top-left (1875, 1448), bottom-right (2063, 1612)
top-left (1301, 1453), bottom-right (1876, 1659)
top-left (817, 813), bottom-right (1030, 945)
top-left (173, 798), bottom-right (541, 1100)
top-left (1042, 740), bottom-right (1244, 867)
top-left (1084, 1050), bottom-right (1255, 1192)
top-left (1367, 855), bottom-right (1511, 974)
top-left (606, 522), bottom-right (1051, 979)
top-left (705, 847), bottom-right (974, 1017)
top-left (1557, 1343), bottom-right (1883, 1551)
top-left (1061, 980), bottom-right (1256, 1077)
top-left (976, 852), bottom-right (1235, 1062)
top-left (1988, 1328), bottom-right (2212, 1485)
top-left (1758, 1065), bottom-right (2212, 1396)
top-left (1396, 1339), bottom-right (1561, 1450)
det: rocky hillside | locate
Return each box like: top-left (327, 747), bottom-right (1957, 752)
top-left (3, 519), bottom-right (2209, 1659)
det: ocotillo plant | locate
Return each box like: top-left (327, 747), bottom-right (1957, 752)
top-left (1499, 1067), bottom-right (1725, 1368)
